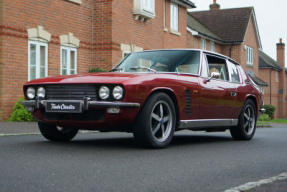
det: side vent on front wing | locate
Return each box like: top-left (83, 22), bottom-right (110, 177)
top-left (185, 90), bottom-right (191, 116)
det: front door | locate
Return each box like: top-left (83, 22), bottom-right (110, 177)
top-left (199, 54), bottom-right (235, 119)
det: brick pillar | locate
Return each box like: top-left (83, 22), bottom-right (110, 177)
top-left (0, 0), bottom-right (3, 120)
top-left (93, 0), bottom-right (113, 70)
top-left (277, 38), bottom-right (286, 118)
top-left (209, 0), bottom-right (220, 11)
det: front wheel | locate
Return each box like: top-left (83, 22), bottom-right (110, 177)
top-left (230, 100), bottom-right (257, 140)
top-left (133, 93), bottom-right (176, 148)
top-left (38, 122), bottom-right (79, 142)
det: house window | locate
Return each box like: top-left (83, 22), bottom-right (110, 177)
top-left (275, 71), bottom-right (279, 82)
top-left (170, 3), bottom-right (178, 32)
top-left (210, 41), bottom-right (215, 52)
top-left (28, 41), bottom-right (48, 81)
top-left (201, 38), bottom-right (206, 50)
top-left (142, 0), bottom-right (155, 13)
top-left (61, 46), bottom-right (77, 75)
top-left (246, 46), bottom-right (254, 66)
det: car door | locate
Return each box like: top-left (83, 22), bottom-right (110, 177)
top-left (198, 53), bottom-right (235, 119)
top-left (226, 60), bottom-right (244, 118)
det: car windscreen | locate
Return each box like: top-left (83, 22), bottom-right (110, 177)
top-left (112, 50), bottom-right (200, 74)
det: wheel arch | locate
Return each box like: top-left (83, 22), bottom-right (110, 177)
top-left (244, 94), bottom-right (258, 116)
top-left (143, 88), bottom-right (179, 126)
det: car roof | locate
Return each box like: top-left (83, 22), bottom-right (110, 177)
top-left (139, 49), bottom-right (240, 65)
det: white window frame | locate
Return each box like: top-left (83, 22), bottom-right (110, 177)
top-left (60, 46), bottom-right (77, 75)
top-left (142, 0), bottom-right (155, 14)
top-left (210, 41), bottom-right (215, 52)
top-left (170, 3), bottom-right (178, 32)
top-left (201, 38), bottom-right (206, 50)
top-left (246, 46), bottom-right (254, 66)
top-left (28, 41), bottom-right (48, 81)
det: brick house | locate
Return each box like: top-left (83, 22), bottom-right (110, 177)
top-left (0, 0), bottom-right (285, 120)
top-left (187, 1), bottom-right (286, 118)
top-left (0, 0), bottom-right (195, 120)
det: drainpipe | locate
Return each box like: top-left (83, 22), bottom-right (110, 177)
top-left (269, 70), bottom-right (272, 104)
top-left (229, 44), bottom-right (233, 57)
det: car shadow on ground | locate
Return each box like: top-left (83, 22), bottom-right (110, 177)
top-left (25, 132), bottom-right (234, 150)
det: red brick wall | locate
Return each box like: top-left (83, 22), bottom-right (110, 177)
top-left (240, 16), bottom-right (259, 76)
top-left (259, 69), bottom-right (280, 118)
top-left (112, 0), bottom-right (188, 66)
top-left (94, 0), bottom-right (113, 70)
top-left (0, 0), bottom-right (94, 120)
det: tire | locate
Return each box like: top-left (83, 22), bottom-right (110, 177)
top-left (133, 92), bottom-right (176, 148)
top-left (38, 122), bottom-right (79, 142)
top-left (230, 99), bottom-right (257, 140)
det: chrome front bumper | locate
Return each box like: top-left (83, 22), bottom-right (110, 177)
top-left (21, 99), bottom-right (140, 113)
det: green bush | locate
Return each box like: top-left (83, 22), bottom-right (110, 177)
top-left (259, 113), bottom-right (271, 121)
top-left (88, 67), bottom-right (106, 73)
top-left (263, 104), bottom-right (276, 119)
top-left (8, 97), bottom-right (35, 122)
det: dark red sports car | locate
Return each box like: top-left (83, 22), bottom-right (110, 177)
top-left (22, 49), bottom-right (264, 148)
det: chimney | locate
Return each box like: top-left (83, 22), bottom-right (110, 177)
top-left (277, 38), bottom-right (285, 68)
top-left (210, 0), bottom-right (220, 11)
top-left (277, 38), bottom-right (286, 118)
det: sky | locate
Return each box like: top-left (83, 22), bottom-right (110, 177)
top-left (189, 0), bottom-right (287, 65)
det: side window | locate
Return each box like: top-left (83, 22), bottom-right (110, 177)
top-left (206, 55), bottom-right (229, 81)
top-left (227, 60), bottom-right (241, 83)
top-left (176, 51), bottom-right (200, 74)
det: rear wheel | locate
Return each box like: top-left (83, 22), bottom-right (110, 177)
top-left (38, 122), bottom-right (79, 142)
top-left (230, 100), bottom-right (257, 140)
top-left (133, 93), bottom-right (176, 148)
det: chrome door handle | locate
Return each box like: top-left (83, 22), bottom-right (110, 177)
top-left (230, 92), bottom-right (237, 97)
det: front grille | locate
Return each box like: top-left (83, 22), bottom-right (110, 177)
top-left (45, 84), bottom-right (97, 100)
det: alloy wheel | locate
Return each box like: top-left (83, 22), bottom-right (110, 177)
top-left (150, 100), bottom-right (173, 142)
top-left (243, 105), bottom-right (255, 135)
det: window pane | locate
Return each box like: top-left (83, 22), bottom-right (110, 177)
top-left (30, 44), bottom-right (36, 80)
top-left (70, 50), bottom-right (76, 72)
top-left (30, 66), bottom-right (36, 80)
top-left (40, 46), bottom-right (46, 77)
top-left (62, 49), bottom-right (67, 68)
top-left (228, 62), bottom-right (240, 83)
top-left (206, 55), bottom-right (229, 81)
top-left (62, 69), bottom-right (67, 75)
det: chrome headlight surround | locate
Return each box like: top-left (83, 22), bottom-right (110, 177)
top-left (99, 86), bottom-right (110, 100)
top-left (112, 86), bottom-right (124, 100)
top-left (26, 87), bottom-right (36, 99)
top-left (37, 87), bottom-right (45, 98)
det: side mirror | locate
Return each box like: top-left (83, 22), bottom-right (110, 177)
top-left (211, 72), bottom-right (220, 79)
top-left (205, 72), bottom-right (220, 83)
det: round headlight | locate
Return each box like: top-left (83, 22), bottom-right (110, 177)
top-left (113, 86), bottom-right (123, 100)
top-left (37, 87), bottom-right (45, 98)
top-left (99, 86), bottom-right (110, 100)
top-left (26, 87), bottom-right (35, 99)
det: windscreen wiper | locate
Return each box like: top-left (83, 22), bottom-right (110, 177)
top-left (129, 67), bottom-right (157, 73)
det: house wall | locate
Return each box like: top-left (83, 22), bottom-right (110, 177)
top-left (0, 0), bottom-right (3, 119)
top-left (112, 0), bottom-right (188, 66)
top-left (258, 68), bottom-right (280, 118)
top-left (241, 16), bottom-right (259, 76)
top-left (0, 0), bottom-right (94, 120)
